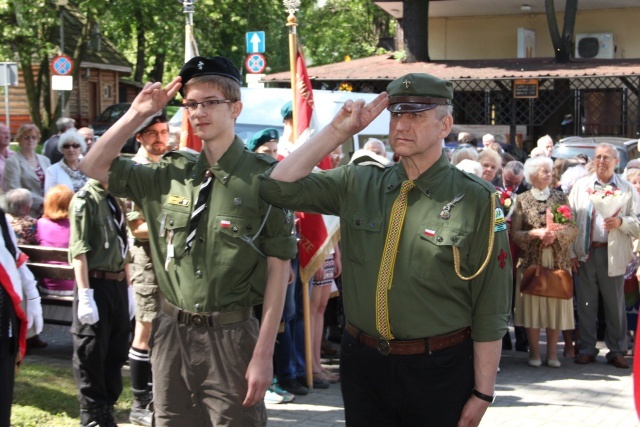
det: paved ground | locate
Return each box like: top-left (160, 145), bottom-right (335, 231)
top-left (27, 324), bottom-right (639, 427)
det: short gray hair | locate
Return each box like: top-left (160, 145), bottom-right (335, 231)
top-left (56, 117), bottom-right (76, 133)
top-left (58, 130), bottom-right (87, 153)
top-left (5, 188), bottom-right (33, 216)
top-left (595, 142), bottom-right (619, 159)
top-left (504, 160), bottom-right (524, 176)
top-left (523, 156), bottom-right (553, 183)
top-left (435, 104), bottom-right (453, 120)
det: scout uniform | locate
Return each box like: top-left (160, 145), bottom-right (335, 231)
top-left (69, 179), bottom-right (131, 427)
top-left (260, 73), bottom-right (512, 426)
top-left (108, 56), bottom-right (296, 426)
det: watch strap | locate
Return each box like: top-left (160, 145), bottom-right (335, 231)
top-left (472, 388), bottom-right (495, 404)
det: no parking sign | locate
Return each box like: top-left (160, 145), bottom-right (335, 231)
top-left (51, 55), bottom-right (74, 76)
top-left (245, 54), bottom-right (267, 74)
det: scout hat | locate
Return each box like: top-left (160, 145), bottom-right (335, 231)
top-left (280, 101), bottom-right (293, 120)
top-left (247, 128), bottom-right (279, 152)
top-left (386, 73), bottom-right (453, 113)
top-left (178, 56), bottom-right (241, 96)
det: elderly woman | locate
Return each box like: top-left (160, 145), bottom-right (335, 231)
top-left (450, 146), bottom-right (478, 166)
top-left (44, 129), bottom-right (88, 194)
top-left (2, 124), bottom-right (51, 217)
top-left (37, 184), bottom-right (75, 295)
top-left (511, 157), bottom-right (578, 368)
top-left (477, 149), bottom-right (502, 183)
top-left (4, 188), bottom-right (38, 245)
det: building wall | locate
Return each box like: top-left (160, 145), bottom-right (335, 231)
top-left (428, 8), bottom-right (640, 60)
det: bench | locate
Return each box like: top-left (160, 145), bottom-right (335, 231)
top-left (18, 244), bottom-right (74, 326)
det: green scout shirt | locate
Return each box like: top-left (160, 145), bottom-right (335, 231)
top-left (68, 179), bottom-right (130, 271)
top-left (261, 153), bottom-right (512, 342)
top-left (108, 137), bottom-right (297, 312)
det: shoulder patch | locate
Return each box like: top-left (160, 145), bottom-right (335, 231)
top-left (494, 208), bottom-right (507, 233)
top-left (76, 189), bottom-right (87, 199)
top-left (74, 198), bottom-right (86, 217)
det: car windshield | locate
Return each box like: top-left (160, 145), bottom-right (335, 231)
top-left (97, 104), bottom-right (130, 122)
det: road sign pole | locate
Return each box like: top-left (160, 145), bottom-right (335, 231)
top-left (4, 80), bottom-right (9, 130)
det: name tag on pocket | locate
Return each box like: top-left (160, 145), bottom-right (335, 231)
top-left (167, 195), bottom-right (191, 207)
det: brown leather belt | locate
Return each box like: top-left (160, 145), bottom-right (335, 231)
top-left (591, 241), bottom-right (608, 248)
top-left (345, 322), bottom-right (471, 356)
top-left (88, 269), bottom-right (126, 281)
top-left (161, 299), bottom-right (252, 327)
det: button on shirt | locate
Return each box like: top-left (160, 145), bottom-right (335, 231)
top-left (260, 153), bottom-right (512, 341)
top-left (108, 137), bottom-right (297, 312)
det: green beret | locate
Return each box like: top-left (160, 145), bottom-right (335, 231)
top-left (386, 73), bottom-right (453, 113)
top-left (247, 128), bottom-right (280, 152)
top-left (281, 101), bottom-right (293, 120)
top-left (179, 56), bottom-right (241, 96)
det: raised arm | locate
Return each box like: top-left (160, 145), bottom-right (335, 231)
top-left (270, 92), bottom-right (389, 182)
top-left (80, 77), bottom-right (182, 183)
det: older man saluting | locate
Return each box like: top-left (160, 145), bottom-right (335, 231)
top-left (569, 143), bottom-right (640, 368)
top-left (260, 74), bottom-right (512, 427)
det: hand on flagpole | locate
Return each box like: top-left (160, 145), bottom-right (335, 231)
top-left (330, 92), bottom-right (389, 138)
top-left (131, 76), bottom-right (183, 117)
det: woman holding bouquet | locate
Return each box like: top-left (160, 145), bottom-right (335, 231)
top-left (512, 157), bottom-right (578, 368)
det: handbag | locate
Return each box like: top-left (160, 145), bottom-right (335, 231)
top-left (520, 245), bottom-right (573, 300)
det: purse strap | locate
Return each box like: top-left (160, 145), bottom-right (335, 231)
top-left (536, 242), bottom-right (560, 271)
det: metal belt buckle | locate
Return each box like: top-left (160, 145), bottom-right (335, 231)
top-left (377, 339), bottom-right (391, 356)
top-left (116, 271), bottom-right (126, 281)
top-left (191, 313), bottom-right (205, 327)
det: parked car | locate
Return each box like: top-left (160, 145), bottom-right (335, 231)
top-left (92, 103), bottom-right (131, 137)
top-left (552, 136), bottom-right (639, 173)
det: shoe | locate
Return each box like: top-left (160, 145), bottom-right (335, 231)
top-left (278, 378), bottom-right (308, 395)
top-left (547, 359), bottom-right (561, 368)
top-left (608, 354), bottom-right (630, 369)
top-left (528, 358), bottom-right (542, 367)
top-left (27, 335), bottom-right (48, 349)
top-left (270, 383), bottom-right (295, 403)
top-left (129, 405), bottom-right (153, 426)
top-left (575, 353), bottom-right (596, 364)
top-left (264, 389), bottom-right (285, 404)
top-left (322, 368), bottom-right (340, 383)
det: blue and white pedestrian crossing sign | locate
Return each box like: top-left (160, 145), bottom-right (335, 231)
top-left (246, 31), bottom-right (266, 54)
top-left (245, 54), bottom-right (267, 74)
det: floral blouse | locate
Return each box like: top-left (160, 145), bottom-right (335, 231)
top-left (7, 214), bottom-right (38, 245)
top-left (511, 189), bottom-right (578, 272)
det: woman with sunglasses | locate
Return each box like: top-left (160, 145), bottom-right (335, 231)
top-left (44, 129), bottom-right (88, 195)
top-left (2, 124), bottom-right (51, 217)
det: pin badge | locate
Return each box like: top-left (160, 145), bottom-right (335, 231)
top-left (234, 197), bottom-right (242, 205)
top-left (403, 79), bottom-right (411, 89)
top-left (439, 193), bottom-right (464, 220)
top-left (197, 61), bottom-right (204, 70)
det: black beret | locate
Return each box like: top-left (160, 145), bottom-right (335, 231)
top-left (179, 56), bottom-right (241, 96)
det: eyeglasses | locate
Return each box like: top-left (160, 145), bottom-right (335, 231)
top-left (594, 155), bottom-right (614, 162)
top-left (62, 143), bottom-right (81, 149)
top-left (181, 99), bottom-right (232, 112)
top-left (23, 135), bottom-right (39, 141)
top-left (84, 137), bottom-right (94, 143)
top-left (143, 130), bottom-right (170, 138)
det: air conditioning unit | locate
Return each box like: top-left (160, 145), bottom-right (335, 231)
top-left (575, 33), bottom-right (615, 59)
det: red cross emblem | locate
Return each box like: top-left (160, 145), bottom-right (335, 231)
top-left (497, 249), bottom-right (508, 269)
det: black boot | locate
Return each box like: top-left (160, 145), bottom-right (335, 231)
top-left (129, 389), bottom-right (153, 426)
top-left (80, 405), bottom-right (116, 427)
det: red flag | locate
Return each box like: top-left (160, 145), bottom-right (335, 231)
top-left (291, 49), bottom-right (340, 283)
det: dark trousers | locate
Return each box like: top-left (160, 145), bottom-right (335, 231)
top-left (71, 279), bottom-right (130, 408)
top-left (340, 331), bottom-right (474, 427)
top-left (0, 336), bottom-right (17, 427)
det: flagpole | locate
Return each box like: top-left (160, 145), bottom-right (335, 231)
top-left (284, 0), bottom-right (313, 389)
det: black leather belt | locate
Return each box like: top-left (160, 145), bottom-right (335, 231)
top-left (345, 322), bottom-right (471, 356)
top-left (88, 270), bottom-right (126, 281)
top-left (161, 299), bottom-right (251, 327)
top-left (591, 241), bottom-right (607, 248)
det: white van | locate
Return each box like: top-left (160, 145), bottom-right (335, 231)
top-left (170, 87), bottom-right (391, 159)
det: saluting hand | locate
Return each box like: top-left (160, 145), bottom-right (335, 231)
top-left (330, 92), bottom-right (389, 138)
top-left (130, 77), bottom-right (182, 117)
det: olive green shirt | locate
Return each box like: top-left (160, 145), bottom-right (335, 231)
top-left (108, 137), bottom-right (297, 312)
top-left (260, 153), bottom-right (512, 342)
top-left (68, 179), bottom-right (130, 271)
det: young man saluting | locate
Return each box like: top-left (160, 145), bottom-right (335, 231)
top-left (80, 56), bottom-right (296, 426)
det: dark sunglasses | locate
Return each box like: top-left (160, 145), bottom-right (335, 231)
top-left (62, 143), bottom-right (81, 149)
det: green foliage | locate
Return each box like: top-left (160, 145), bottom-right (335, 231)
top-left (11, 361), bottom-right (133, 426)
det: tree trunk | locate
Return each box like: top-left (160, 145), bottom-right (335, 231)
top-left (151, 52), bottom-right (165, 83)
top-left (134, 7), bottom-right (146, 83)
top-left (402, 0), bottom-right (430, 63)
top-left (546, 0), bottom-right (578, 63)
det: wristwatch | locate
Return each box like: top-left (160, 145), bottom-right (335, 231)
top-left (472, 388), bottom-right (496, 404)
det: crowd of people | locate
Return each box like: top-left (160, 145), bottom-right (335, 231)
top-left (0, 55), bottom-right (639, 427)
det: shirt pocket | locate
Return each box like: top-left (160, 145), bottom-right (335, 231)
top-left (411, 222), bottom-right (469, 277)
top-left (213, 214), bottom-right (262, 265)
top-left (344, 208), bottom-right (383, 264)
top-left (156, 206), bottom-right (190, 254)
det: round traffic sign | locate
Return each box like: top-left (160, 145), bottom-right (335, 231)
top-left (245, 53), bottom-right (267, 74)
top-left (51, 55), bottom-right (74, 76)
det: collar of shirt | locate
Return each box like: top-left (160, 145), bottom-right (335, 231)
top-left (87, 178), bottom-right (108, 197)
top-left (192, 136), bottom-right (245, 184)
top-left (385, 152), bottom-right (451, 197)
top-left (531, 186), bottom-right (551, 201)
top-left (590, 172), bottom-right (618, 189)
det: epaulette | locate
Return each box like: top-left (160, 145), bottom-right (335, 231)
top-left (163, 149), bottom-right (200, 163)
top-left (255, 153), bottom-right (278, 165)
top-left (76, 189), bottom-right (88, 198)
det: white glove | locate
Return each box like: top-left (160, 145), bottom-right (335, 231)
top-left (78, 288), bottom-right (99, 325)
top-left (128, 286), bottom-right (136, 320)
top-left (27, 296), bottom-right (43, 334)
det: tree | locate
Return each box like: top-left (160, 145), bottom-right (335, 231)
top-left (401, 0), bottom-right (429, 62)
top-left (545, 0), bottom-right (578, 63)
